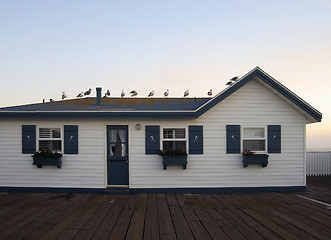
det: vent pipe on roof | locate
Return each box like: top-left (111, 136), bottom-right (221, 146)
top-left (96, 87), bottom-right (102, 105)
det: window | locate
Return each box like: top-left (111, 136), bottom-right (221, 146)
top-left (243, 128), bottom-right (266, 152)
top-left (38, 128), bottom-right (62, 152)
top-left (108, 127), bottom-right (127, 158)
top-left (162, 128), bottom-right (186, 151)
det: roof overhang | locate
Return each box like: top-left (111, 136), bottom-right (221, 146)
top-left (0, 110), bottom-right (197, 119)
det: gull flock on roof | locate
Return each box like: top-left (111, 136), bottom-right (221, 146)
top-left (59, 76), bottom-right (238, 101)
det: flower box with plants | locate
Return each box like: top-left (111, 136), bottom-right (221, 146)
top-left (32, 151), bottom-right (63, 168)
top-left (242, 149), bottom-right (269, 168)
top-left (158, 149), bottom-right (188, 170)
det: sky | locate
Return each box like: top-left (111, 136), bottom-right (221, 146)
top-left (0, 0), bottom-right (330, 150)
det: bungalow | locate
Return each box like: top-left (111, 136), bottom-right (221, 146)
top-left (0, 67), bottom-right (322, 193)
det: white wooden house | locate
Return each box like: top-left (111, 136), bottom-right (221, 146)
top-left (0, 67), bottom-right (322, 193)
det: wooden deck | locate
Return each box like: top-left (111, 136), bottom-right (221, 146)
top-left (1, 177), bottom-right (331, 240)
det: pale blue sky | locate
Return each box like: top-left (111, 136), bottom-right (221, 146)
top-left (0, 1), bottom-right (330, 149)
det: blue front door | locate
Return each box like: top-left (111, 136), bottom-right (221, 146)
top-left (107, 126), bottom-right (129, 185)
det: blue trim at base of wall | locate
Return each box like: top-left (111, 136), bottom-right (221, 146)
top-left (130, 186), bottom-right (307, 194)
top-left (0, 186), bottom-right (307, 194)
top-left (0, 187), bottom-right (105, 194)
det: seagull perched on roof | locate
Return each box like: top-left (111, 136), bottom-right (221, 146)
top-left (121, 89), bottom-right (125, 98)
top-left (226, 81), bottom-right (233, 86)
top-left (164, 89), bottom-right (169, 97)
top-left (148, 90), bottom-right (154, 97)
top-left (130, 90), bottom-right (138, 97)
top-left (230, 76), bottom-right (239, 81)
top-left (183, 90), bottom-right (189, 97)
top-left (84, 88), bottom-right (92, 96)
top-left (76, 91), bottom-right (84, 98)
top-left (207, 89), bottom-right (212, 96)
top-left (62, 92), bottom-right (67, 100)
top-left (104, 90), bottom-right (110, 97)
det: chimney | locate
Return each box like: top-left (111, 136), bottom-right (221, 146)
top-left (96, 87), bottom-right (102, 105)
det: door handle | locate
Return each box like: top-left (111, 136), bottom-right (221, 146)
top-left (126, 160), bottom-right (128, 163)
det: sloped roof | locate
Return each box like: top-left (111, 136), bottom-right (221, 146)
top-left (0, 97), bottom-right (211, 118)
top-left (0, 98), bottom-right (211, 111)
top-left (0, 67), bottom-right (322, 122)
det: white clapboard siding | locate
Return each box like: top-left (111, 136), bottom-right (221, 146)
top-left (306, 152), bottom-right (331, 176)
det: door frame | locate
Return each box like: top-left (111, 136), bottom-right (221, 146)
top-left (106, 125), bottom-right (129, 186)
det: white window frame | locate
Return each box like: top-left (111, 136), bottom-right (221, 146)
top-left (37, 126), bottom-right (63, 152)
top-left (161, 127), bottom-right (188, 151)
top-left (242, 126), bottom-right (267, 153)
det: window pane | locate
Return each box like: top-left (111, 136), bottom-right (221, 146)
top-left (39, 140), bottom-right (51, 151)
top-left (52, 128), bottom-right (61, 138)
top-left (39, 140), bottom-right (62, 152)
top-left (51, 140), bottom-right (62, 152)
top-left (112, 139), bottom-right (125, 157)
top-left (163, 129), bottom-right (173, 139)
top-left (174, 141), bottom-right (186, 150)
top-left (243, 140), bottom-right (265, 151)
top-left (163, 141), bottom-right (174, 151)
top-left (175, 128), bottom-right (185, 138)
top-left (39, 128), bottom-right (51, 138)
top-left (244, 128), bottom-right (265, 138)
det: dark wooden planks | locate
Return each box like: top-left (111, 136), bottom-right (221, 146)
top-left (9, 193), bottom-right (90, 240)
top-left (38, 194), bottom-right (101, 240)
top-left (157, 194), bottom-right (177, 240)
top-left (72, 196), bottom-right (124, 240)
top-left (166, 194), bottom-right (194, 240)
top-left (125, 194), bottom-right (147, 240)
top-left (143, 194), bottom-right (160, 240)
top-left (90, 196), bottom-right (128, 240)
top-left (107, 194), bottom-right (138, 240)
top-left (176, 194), bottom-right (212, 240)
top-left (0, 177), bottom-right (331, 240)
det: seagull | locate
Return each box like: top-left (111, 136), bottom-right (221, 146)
top-left (164, 89), bottom-right (169, 97)
top-left (230, 76), bottom-right (239, 81)
top-left (84, 88), bottom-right (92, 96)
top-left (226, 81), bottom-right (233, 86)
top-left (184, 90), bottom-right (189, 97)
top-left (104, 90), bottom-right (110, 97)
top-left (121, 89), bottom-right (125, 98)
top-left (50, 99), bottom-right (54, 102)
top-left (77, 91), bottom-right (84, 98)
top-left (207, 89), bottom-right (212, 96)
top-left (130, 90), bottom-right (138, 97)
top-left (148, 90), bottom-right (154, 97)
top-left (62, 92), bottom-right (67, 100)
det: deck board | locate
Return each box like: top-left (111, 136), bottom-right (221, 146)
top-left (143, 194), bottom-right (160, 240)
top-left (157, 194), bottom-right (177, 240)
top-left (0, 176), bottom-right (330, 239)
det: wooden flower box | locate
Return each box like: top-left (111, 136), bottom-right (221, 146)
top-left (243, 154), bottom-right (269, 168)
top-left (162, 155), bottom-right (187, 170)
top-left (33, 156), bottom-right (62, 168)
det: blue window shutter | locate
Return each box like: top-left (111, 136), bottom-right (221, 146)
top-left (189, 125), bottom-right (203, 154)
top-left (64, 125), bottom-right (78, 154)
top-left (226, 125), bottom-right (241, 154)
top-left (22, 125), bottom-right (36, 154)
top-left (268, 125), bottom-right (281, 153)
top-left (145, 126), bottom-right (160, 154)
